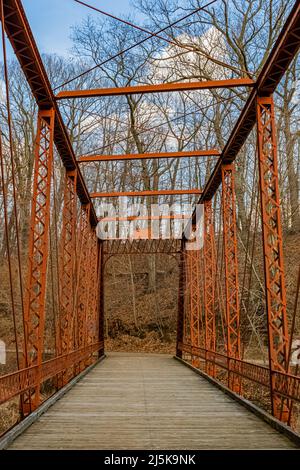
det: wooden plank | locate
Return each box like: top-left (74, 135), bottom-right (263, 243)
top-left (90, 189), bottom-right (202, 198)
top-left (8, 353), bottom-right (298, 450)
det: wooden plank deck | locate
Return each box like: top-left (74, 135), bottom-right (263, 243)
top-left (9, 353), bottom-right (297, 450)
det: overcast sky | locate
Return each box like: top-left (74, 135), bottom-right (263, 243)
top-left (21, 0), bottom-right (141, 57)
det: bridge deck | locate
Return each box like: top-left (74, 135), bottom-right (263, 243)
top-left (9, 353), bottom-right (297, 450)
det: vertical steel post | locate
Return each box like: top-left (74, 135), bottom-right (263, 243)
top-left (199, 247), bottom-right (205, 350)
top-left (85, 225), bottom-right (94, 347)
top-left (204, 200), bottom-right (216, 377)
top-left (76, 203), bottom-right (91, 371)
top-left (93, 239), bottom-right (101, 347)
top-left (221, 163), bottom-right (241, 392)
top-left (22, 108), bottom-right (55, 413)
top-left (176, 241), bottom-right (185, 358)
top-left (181, 224), bottom-right (202, 366)
top-left (256, 95), bottom-right (291, 421)
top-left (183, 249), bottom-right (191, 351)
top-left (98, 241), bottom-right (105, 358)
top-left (85, 230), bottom-right (99, 364)
top-left (59, 169), bottom-right (77, 385)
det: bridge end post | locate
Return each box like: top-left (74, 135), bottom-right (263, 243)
top-left (221, 163), bottom-right (241, 393)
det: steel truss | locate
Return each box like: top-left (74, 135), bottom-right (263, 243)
top-left (91, 189), bottom-right (202, 198)
top-left (79, 149), bottom-right (220, 162)
top-left (59, 171), bottom-right (78, 384)
top-left (256, 95), bottom-right (291, 421)
top-left (22, 108), bottom-right (55, 413)
top-left (221, 164), bottom-right (241, 392)
top-left (185, 244), bottom-right (201, 366)
top-left (176, 242), bottom-right (185, 358)
top-left (203, 200), bottom-right (216, 377)
top-left (56, 78), bottom-right (254, 100)
top-left (75, 204), bottom-right (91, 371)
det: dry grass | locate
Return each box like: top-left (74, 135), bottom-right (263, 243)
top-left (106, 331), bottom-right (176, 354)
top-left (0, 399), bottom-right (19, 437)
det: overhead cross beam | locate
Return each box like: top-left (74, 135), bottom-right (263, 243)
top-left (79, 149), bottom-right (220, 163)
top-left (98, 215), bottom-right (190, 222)
top-left (91, 189), bottom-right (202, 198)
top-left (56, 78), bottom-right (255, 100)
top-left (185, 247), bottom-right (201, 367)
top-left (59, 170), bottom-right (78, 385)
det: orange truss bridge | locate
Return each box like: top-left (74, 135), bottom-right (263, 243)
top-left (0, 0), bottom-right (300, 450)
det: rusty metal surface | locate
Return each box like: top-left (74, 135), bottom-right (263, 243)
top-left (22, 109), bottom-right (55, 412)
top-left (185, 248), bottom-right (201, 366)
top-left (176, 243), bottom-right (185, 358)
top-left (256, 95), bottom-right (291, 422)
top-left (79, 149), bottom-right (220, 162)
top-left (59, 171), bottom-right (78, 385)
top-left (56, 78), bottom-right (255, 100)
top-left (76, 204), bottom-right (92, 362)
top-left (221, 165), bottom-right (241, 366)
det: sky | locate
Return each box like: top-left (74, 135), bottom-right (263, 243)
top-left (21, 0), bottom-right (141, 57)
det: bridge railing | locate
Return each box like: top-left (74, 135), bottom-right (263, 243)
top-left (178, 343), bottom-right (300, 406)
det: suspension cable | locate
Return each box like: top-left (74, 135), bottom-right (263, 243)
top-left (214, 196), bottom-right (227, 351)
top-left (72, 0), bottom-right (254, 79)
top-left (54, 0), bottom-right (219, 90)
top-left (79, 90), bottom-right (247, 156)
top-left (0, 131), bottom-right (21, 369)
top-left (0, 1), bottom-right (27, 366)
